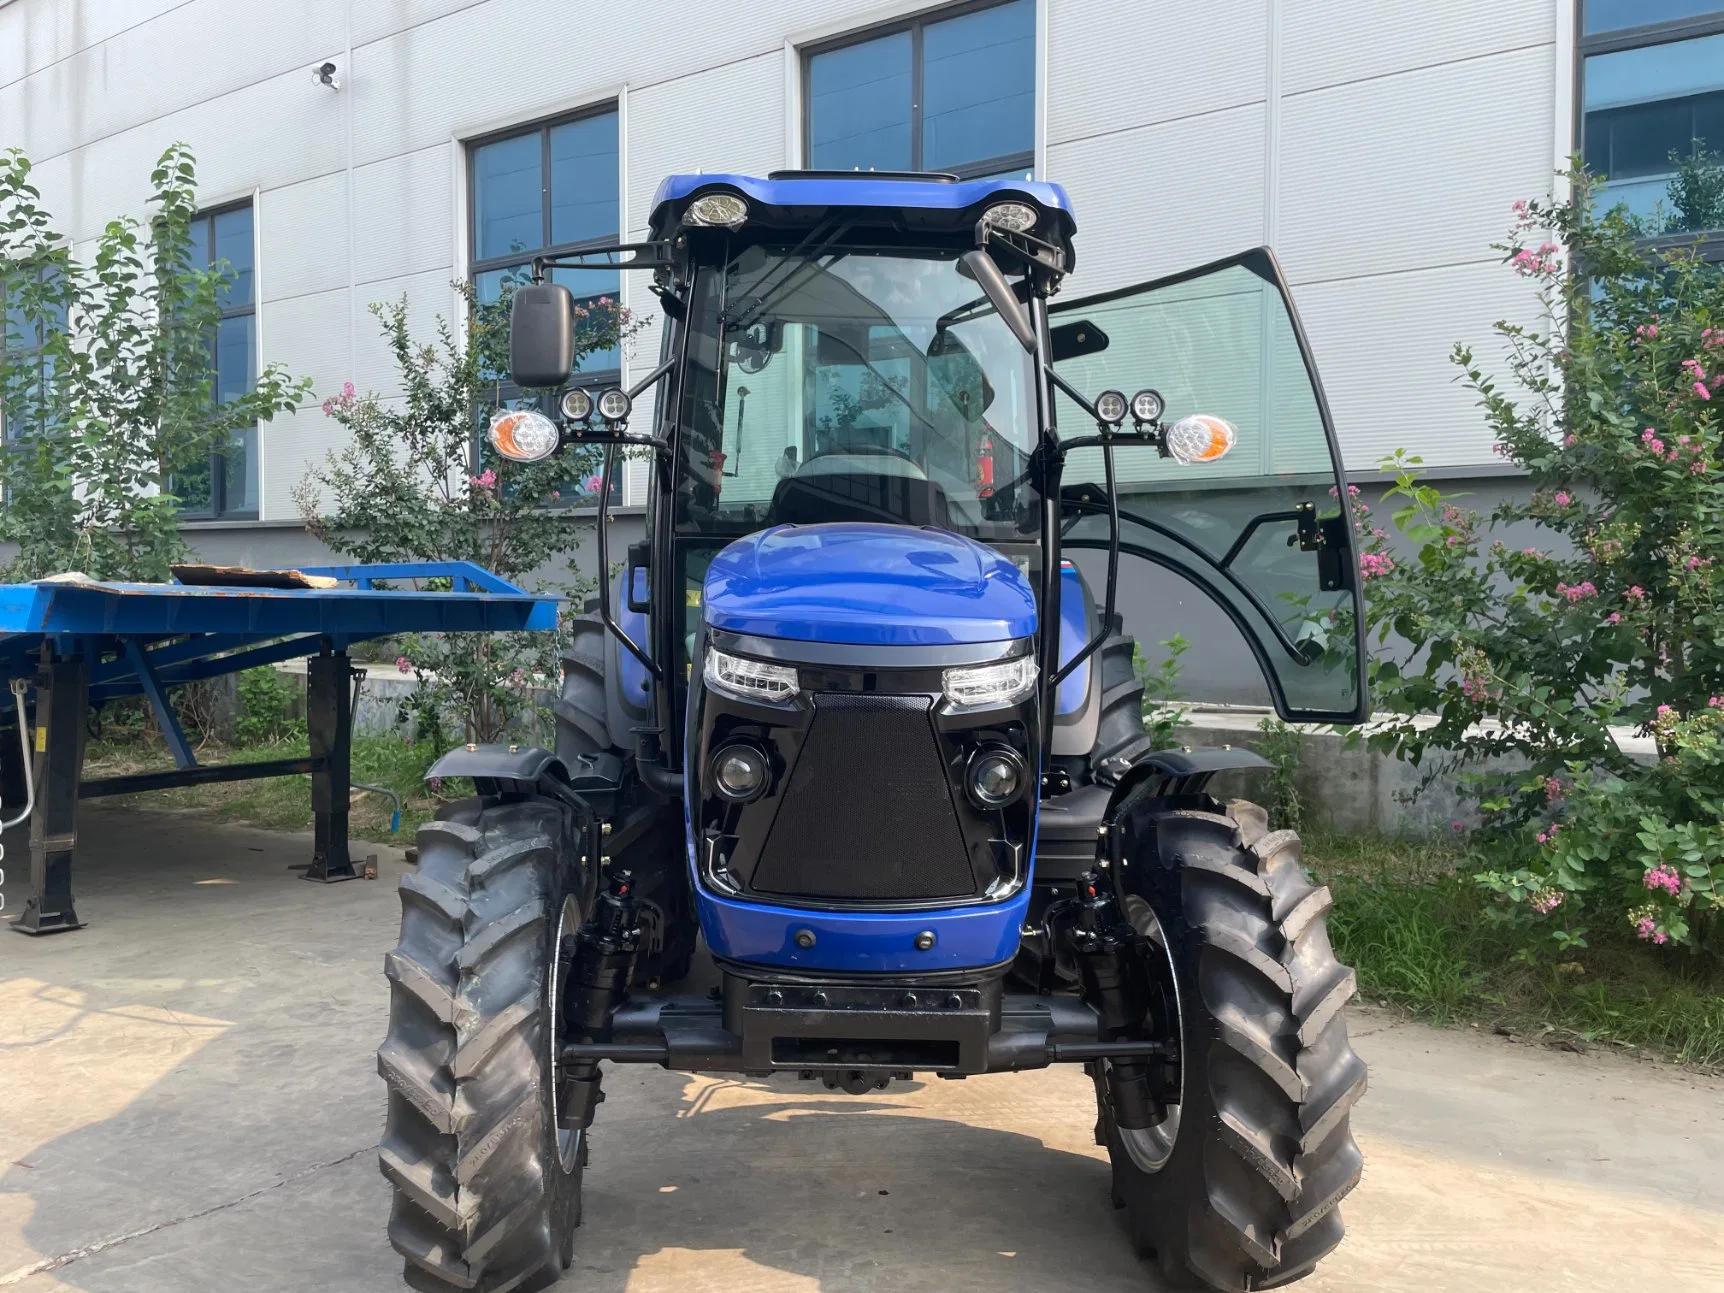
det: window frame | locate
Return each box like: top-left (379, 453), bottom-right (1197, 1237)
top-left (800, 0), bottom-right (1036, 181)
top-left (1576, 1), bottom-right (1724, 254)
top-left (179, 197), bottom-right (258, 521)
top-left (465, 101), bottom-right (624, 390)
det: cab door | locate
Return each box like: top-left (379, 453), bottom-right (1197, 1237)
top-left (1050, 247), bottom-right (1367, 722)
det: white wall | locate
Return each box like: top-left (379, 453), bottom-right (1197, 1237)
top-left (0, 0), bottom-right (1566, 522)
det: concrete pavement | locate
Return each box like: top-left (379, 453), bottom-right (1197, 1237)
top-left (2, 806), bottom-right (1720, 1292)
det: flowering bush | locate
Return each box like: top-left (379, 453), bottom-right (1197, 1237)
top-left (1357, 169), bottom-right (1723, 955)
top-left (295, 280), bottom-right (643, 747)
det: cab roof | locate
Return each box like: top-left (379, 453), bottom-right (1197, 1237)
top-left (648, 171), bottom-right (1077, 267)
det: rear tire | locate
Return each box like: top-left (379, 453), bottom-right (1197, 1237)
top-left (1100, 800), bottom-right (1366, 1290)
top-left (379, 796), bottom-right (586, 1292)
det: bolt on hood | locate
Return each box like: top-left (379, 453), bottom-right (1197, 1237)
top-left (702, 523), bottom-right (1037, 647)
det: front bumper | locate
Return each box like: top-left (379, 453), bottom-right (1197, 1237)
top-left (565, 969), bottom-right (1171, 1078)
top-left (693, 878), bottom-right (1032, 972)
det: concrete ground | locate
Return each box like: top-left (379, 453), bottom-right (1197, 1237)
top-left (1, 808), bottom-right (1721, 1293)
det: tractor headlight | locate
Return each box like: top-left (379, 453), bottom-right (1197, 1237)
top-left (981, 202), bottom-right (1040, 234)
top-left (560, 387), bottom-right (594, 422)
top-left (704, 648), bottom-right (799, 705)
top-left (942, 654), bottom-right (1037, 711)
top-left (711, 743), bottom-right (771, 802)
top-left (966, 745), bottom-right (1027, 809)
top-left (1131, 389), bottom-right (1165, 424)
top-left (595, 387), bottom-right (632, 424)
top-left (488, 408), bottom-right (560, 462)
top-left (685, 193), bottom-right (749, 228)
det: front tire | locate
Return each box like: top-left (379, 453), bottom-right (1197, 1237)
top-left (1100, 801), bottom-right (1366, 1290)
top-left (378, 796), bottom-right (586, 1292)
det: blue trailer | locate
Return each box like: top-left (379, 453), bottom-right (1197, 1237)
top-left (0, 562), bottom-right (558, 933)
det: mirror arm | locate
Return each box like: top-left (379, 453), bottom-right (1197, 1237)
top-left (1044, 367), bottom-right (1099, 426)
top-left (530, 241), bottom-right (675, 282)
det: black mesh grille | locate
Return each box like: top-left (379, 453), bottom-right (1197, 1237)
top-left (752, 693), bottom-right (975, 901)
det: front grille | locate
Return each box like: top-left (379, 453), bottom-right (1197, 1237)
top-left (752, 693), bottom-right (975, 901)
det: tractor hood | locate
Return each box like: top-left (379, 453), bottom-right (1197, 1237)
top-left (702, 523), bottom-right (1037, 647)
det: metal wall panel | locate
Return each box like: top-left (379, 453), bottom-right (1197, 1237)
top-left (1295, 260), bottom-right (1535, 470)
top-left (256, 285), bottom-right (351, 521)
top-left (0, 0), bottom-right (346, 166)
top-left (1275, 45), bottom-right (1556, 286)
top-left (0, 0), bottom-right (199, 90)
top-left (261, 170), bottom-right (350, 301)
top-left (1046, 0), bottom-right (1266, 146)
top-left (1280, 0), bottom-right (1554, 96)
top-left (1047, 103), bottom-right (1268, 293)
top-left (352, 143), bottom-right (455, 286)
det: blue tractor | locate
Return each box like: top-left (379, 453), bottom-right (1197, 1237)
top-left (377, 171), bottom-right (1370, 1292)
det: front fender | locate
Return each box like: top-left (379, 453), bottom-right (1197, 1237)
top-left (425, 742), bottom-right (567, 789)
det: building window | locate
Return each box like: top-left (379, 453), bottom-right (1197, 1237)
top-left (1581, 3), bottom-right (1724, 234)
top-left (0, 266), bottom-right (64, 445)
top-left (804, 0), bottom-right (1035, 180)
top-left (179, 202), bottom-right (258, 517)
top-left (468, 105), bottom-right (621, 380)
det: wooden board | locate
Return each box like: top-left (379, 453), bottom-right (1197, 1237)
top-left (170, 564), bottom-right (340, 590)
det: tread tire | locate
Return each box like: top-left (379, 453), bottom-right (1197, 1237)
top-left (1100, 799), bottom-right (1366, 1291)
top-left (379, 796), bottom-right (585, 1292)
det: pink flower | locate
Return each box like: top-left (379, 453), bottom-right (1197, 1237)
top-left (1536, 832), bottom-right (1548, 845)
top-left (1636, 915), bottom-right (1659, 941)
top-left (1450, 819), bottom-right (1466, 834)
top-left (1553, 491), bottom-right (1571, 506)
top-left (1555, 580), bottom-right (1597, 603)
top-left (1703, 327), bottom-right (1723, 349)
top-left (1358, 551), bottom-right (1396, 580)
top-left (1511, 199), bottom-right (1529, 215)
top-left (1695, 382), bottom-right (1712, 401)
top-left (469, 469), bottom-right (498, 493)
top-left (1644, 864), bottom-right (1683, 896)
top-left (1657, 703), bottom-right (1673, 716)
top-left (428, 776), bottom-right (443, 793)
top-left (1531, 889), bottom-right (1564, 914)
top-left (1544, 777), bottom-right (1564, 803)
top-left (1605, 612), bottom-right (1621, 625)
top-left (1626, 585), bottom-right (1646, 601)
top-left (1710, 696), bottom-right (1724, 708)
top-left (396, 656), bottom-right (412, 674)
top-left (1636, 323), bottom-right (1659, 342)
top-left (1642, 427), bottom-right (1658, 441)
top-left (341, 380), bottom-right (355, 398)
top-left (1564, 434), bottom-right (1577, 447)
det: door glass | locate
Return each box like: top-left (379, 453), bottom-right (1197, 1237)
top-left (1050, 249), bottom-right (1364, 721)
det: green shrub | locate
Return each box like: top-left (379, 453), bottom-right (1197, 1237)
top-left (235, 667), bottom-right (303, 746)
top-left (1133, 633), bottom-right (1189, 750)
top-left (1355, 167), bottom-right (1724, 956)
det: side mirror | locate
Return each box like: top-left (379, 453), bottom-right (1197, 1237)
top-left (509, 283), bottom-right (575, 388)
top-left (959, 250), bottom-right (1036, 353)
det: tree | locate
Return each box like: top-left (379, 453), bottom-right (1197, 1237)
top-left (0, 144), bottom-right (307, 580)
top-left (297, 279), bottom-right (640, 747)
top-left (1357, 168), bottom-right (1724, 953)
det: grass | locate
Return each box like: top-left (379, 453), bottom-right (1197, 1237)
top-left (83, 733), bottom-right (455, 846)
top-left (1306, 831), bottom-right (1724, 1069)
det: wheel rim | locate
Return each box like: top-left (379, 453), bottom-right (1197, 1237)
top-left (549, 894), bottom-right (584, 1175)
top-left (1117, 897), bottom-right (1183, 1174)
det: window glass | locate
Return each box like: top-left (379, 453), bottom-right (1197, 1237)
top-left (922, 0), bottom-right (1035, 171)
top-left (223, 427), bottom-right (257, 515)
top-left (1584, 31), bottom-right (1724, 222)
top-left (215, 315), bottom-right (255, 404)
top-left (808, 32), bottom-right (913, 171)
top-left (473, 132), bottom-right (543, 260)
top-left (550, 115), bottom-right (619, 246)
top-left (1584, 1), bottom-right (1724, 34)
top-left (213, 207), bottom-right (253, 308)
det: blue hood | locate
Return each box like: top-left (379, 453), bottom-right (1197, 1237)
top-left (703, 523), bottom-right (1037, 647)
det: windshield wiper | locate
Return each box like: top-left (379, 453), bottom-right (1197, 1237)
top-left (719, 220), bottom-right (852, 332)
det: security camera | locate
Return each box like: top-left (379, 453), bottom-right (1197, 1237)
top-left (313, 61), bottom-right (340, 90)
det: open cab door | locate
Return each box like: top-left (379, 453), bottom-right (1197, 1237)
top-left (1051, 248), bottom-right (1367, 722)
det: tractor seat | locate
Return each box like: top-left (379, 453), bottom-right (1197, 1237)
top-left (1033, 781), bottom-right (1111, 882)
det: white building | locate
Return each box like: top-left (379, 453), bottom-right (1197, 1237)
top-left (2, 0), bottom-right (1720, 693)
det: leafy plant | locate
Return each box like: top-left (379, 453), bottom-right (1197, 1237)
top-left (1355, 166), bottom-right (1724, 954)
top-left (1656, 142), bottom-right (1724, 236)
top-left (1256, 716), bottom-right (1305, 833)
top-left (296, 280), bottom-right (642, 748)
top-left (1134, 633), bottom-right (1189, 750)
top-left (235, 666), bottom-right (304, 746)
top-left (0, 145), bottom-right (307, 581)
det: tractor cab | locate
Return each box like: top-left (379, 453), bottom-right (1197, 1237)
top-left (390, 171), bottom-right (1369, 1293)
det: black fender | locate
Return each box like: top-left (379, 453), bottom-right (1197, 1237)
top-left (426, 743), bottom-right (568, 794)
top-left (1101, 744), bottom-right (1271, 827)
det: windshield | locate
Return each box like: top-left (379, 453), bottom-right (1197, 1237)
top-left (675, 243), bottom-right (1041, 541)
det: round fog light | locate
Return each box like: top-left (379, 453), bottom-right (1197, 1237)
top-left (967, 746), bottom-right (1026, 809)
top-left (711, 743), bottom-right (770, 802)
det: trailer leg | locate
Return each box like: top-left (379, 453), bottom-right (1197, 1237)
top-left (11, 654), bottom-right (89, 935)
top-left (304, 644), bottom-right (358, 883)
